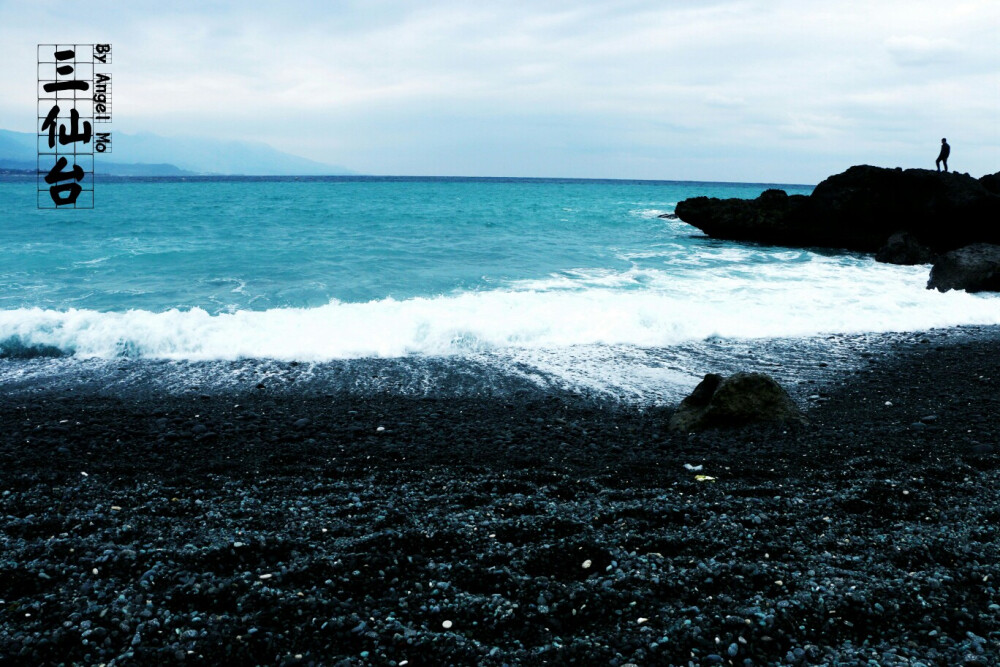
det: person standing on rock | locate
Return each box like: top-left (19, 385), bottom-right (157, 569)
top-left (936, 138), bottom-right (950, 172)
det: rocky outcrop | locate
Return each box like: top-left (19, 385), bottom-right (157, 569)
top-left (980, 171), bottom-right (1000, 195)
top-left (675, 166), bottom-right (1000, 255)
top-left (875, 232), bottom-right (936, 265)
top-left (927, 243), bottom-right (1000, 293)
top-left (669, 372), bottom-right (807, 432)
top-left (674, 189), bottom-right (813, 246)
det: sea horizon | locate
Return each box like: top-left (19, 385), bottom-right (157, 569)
top-left (3, 171), bottom-right (819, 189)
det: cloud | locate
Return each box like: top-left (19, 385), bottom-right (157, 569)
top-left (885, 35), bottom-right (963, 66)
top-left (705, 93), bottom-right (747, 109)
top-left (1, 0), bottom-right (999, 182)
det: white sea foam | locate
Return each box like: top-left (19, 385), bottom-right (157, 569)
top-left (1, 257), bottom-right (998, 362)
top-left (630, 208), bottom-right (676, 219)
top-left (73, 256), bottom-right (111, 267)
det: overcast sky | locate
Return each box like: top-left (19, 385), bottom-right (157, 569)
top-left (3, 0), bottom-right (998, 182)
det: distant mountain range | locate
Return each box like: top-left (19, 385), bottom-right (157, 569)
top-left (0, 129), bottom-right (354, 176)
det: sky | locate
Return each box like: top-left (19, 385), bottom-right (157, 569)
top-left (2, 0), bottom-right (998, 183)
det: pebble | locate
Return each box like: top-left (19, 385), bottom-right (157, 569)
top-left (4, 336), bottom-right (1000, 666)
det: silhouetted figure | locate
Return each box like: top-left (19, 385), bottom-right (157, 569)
top-left (936, 138), bottom-right (950, 172)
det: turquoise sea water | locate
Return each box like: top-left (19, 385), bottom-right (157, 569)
top-left (3, 177), bottom-right (812, 312)
top-left (2, 175), bottom-right (999, 400)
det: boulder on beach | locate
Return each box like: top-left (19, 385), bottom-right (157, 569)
top-left (675, 165), bottom-right (1000, 255)
top-left (875, 231), bottom-right (935, 265)
top-left (927, 243), bottom-right (1000, 293)
top-left (669, 372), bottom-right (807, 432)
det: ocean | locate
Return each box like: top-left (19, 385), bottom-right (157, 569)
top-left (3, 176), bottom-right (1000, 402)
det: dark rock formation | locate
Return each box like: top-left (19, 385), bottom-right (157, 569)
top-left (674, 188), bottom-right (813, 246)
top-left (669, 372), bottom-right (807, 431)
top-left (675, 166), bottom-right (1000, 255)
top-left (875, 232), bottom-right (936, 265)
top-left (927, 243), bottom-right (1000, 293)
top-left (980, 170), bottom-right (1000, 195)
top-left (657, 212), bottom-right (679, 219)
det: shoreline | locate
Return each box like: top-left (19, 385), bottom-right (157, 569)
top-left (3, 323), bottom-right (1000, 405)
top-left (2, 325), bottom-right (1000, 664)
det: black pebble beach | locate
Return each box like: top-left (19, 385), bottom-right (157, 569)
top-left (2, 328), bottom-right (1000, 666)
